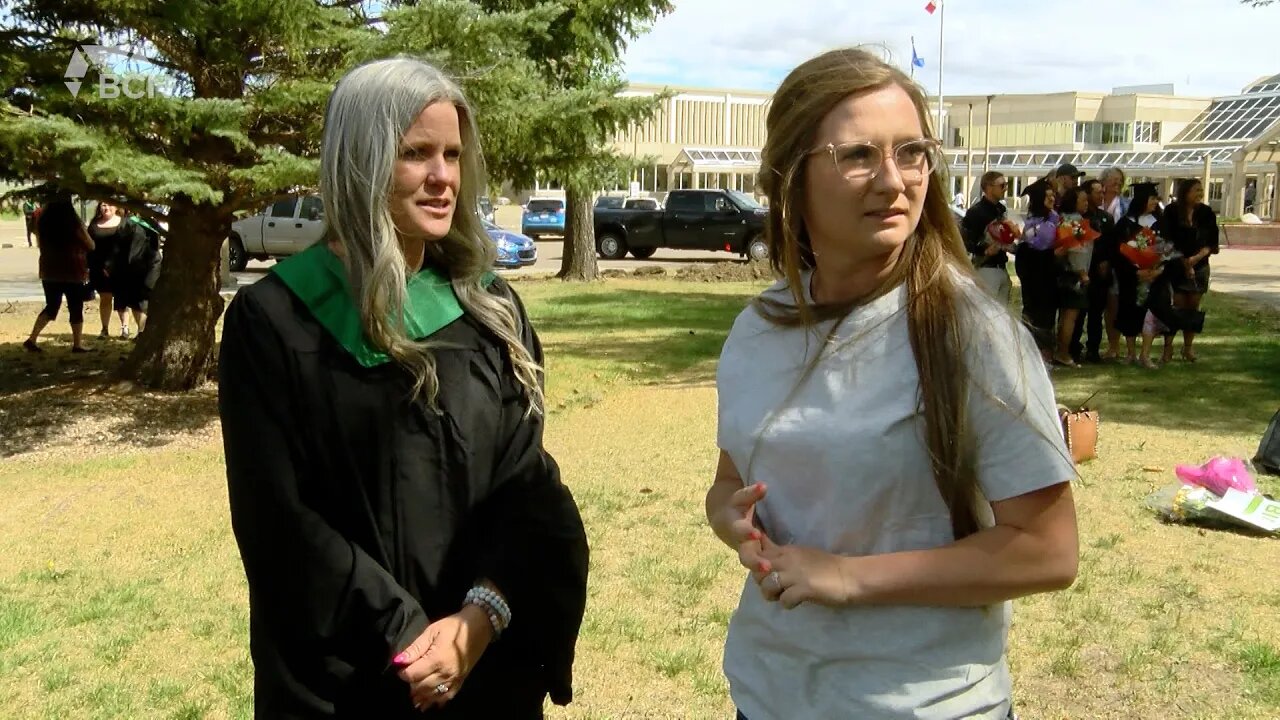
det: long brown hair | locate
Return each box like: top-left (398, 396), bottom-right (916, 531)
top-left (753, 47), bottom-right (986, 540)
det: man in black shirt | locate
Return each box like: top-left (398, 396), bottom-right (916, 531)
top-left (1071, 178), bottom-right (1117, 362)
top-left (960, 171), bottom-right (1011, 302)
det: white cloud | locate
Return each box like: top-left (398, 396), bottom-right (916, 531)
top-left (622, 0), bottom-right (1280, 98)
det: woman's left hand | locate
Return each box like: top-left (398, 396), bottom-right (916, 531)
top-left (758, 544), bottom-right (854, 609)
top-left (395, 606), bottom-right (495, 711)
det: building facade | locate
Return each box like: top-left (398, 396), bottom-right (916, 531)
top-left (602, 74), bottom-right (1280, 218)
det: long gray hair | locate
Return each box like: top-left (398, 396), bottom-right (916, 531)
top-left (319, 56), bottom-right (543, 411)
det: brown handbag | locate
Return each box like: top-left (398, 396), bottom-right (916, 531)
top-left (1058, 392), bottom-right (1100, 464)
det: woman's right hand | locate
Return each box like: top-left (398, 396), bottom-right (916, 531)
top-left (709, 481), bottom-right (774, 576)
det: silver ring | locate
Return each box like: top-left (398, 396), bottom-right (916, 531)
top-left (434, 683), bottom-right (449, 695)
top-left (766, 571), bottom-right (782, 592)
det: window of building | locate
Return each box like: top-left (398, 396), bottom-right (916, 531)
top-left (1134, 121), bottom-right (1161, 143)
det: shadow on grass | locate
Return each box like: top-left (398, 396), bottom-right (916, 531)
top-left (532, 289), bottom-right (755, 386)
top-left (534, 288), bottom-right (755, 335)
top-left (1032, 291), bottom-right (1280, 438)
top-left (0, 330), bottom-right (221, 458)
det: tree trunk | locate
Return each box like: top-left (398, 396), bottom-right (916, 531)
top-left (557, 184), bottom-right (598, 281)
top-left (119, 201), bottom-right (232, 390)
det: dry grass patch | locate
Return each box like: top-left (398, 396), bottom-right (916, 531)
top-left (1, 278), bottom-right (1278, 718)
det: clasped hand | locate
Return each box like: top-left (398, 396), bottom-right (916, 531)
top-left (710, 482), bottom-right (853, 609)
top-left (392, 605), bottom-right (494, 712)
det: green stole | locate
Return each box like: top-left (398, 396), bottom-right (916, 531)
top-left (272, 243), bottom-right (495, 368)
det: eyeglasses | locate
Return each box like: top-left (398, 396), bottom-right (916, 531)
top-left (808, 138), bottom-right (940, 185)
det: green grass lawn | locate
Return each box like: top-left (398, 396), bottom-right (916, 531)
top-left (1, 278), bottom-right (1278, 719)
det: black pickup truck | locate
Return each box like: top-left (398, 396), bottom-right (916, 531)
top-left (592, 188), bottom-right (769, 261)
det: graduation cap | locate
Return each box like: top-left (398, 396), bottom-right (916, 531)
top-left (1020, 177), bottom-right (1051, 200)
top-left (1128, 182), bottom-right (1160, 213)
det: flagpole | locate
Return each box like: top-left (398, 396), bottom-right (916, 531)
top-left (936, 0), bottom-right (945, 140)
top-left (909, 36), bottom-right (915, 79)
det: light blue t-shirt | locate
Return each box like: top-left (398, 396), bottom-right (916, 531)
top-left (716, 273), bottom-right (1074, 719)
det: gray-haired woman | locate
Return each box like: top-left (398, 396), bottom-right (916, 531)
top-left (218, 57), bottom-right (588, 718)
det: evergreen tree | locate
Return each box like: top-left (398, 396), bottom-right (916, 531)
top-left (473, 0), bottom-right (674, 280)
top-left (0, 0), bottom-right (669, 392)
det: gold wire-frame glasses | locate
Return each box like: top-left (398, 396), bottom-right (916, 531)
top-left (808, 138), bottom-right (941, 184)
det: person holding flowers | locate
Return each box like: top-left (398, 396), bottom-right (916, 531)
top-left (1015, 178), bottom-right (1060, 363)
top-left (1114, 182), bottom-right (1170, 364)
top-left (1051, 187), bottom-right (1100, 367)
top-left (961, 171), bottom-right (1017, 302)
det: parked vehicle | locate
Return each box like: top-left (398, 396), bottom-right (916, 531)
top-left (478, 196), bottom-right (495, 223)
top-left (521, 198), bottom-right (566, 239)
top-left (591, 188), bottom-right (768, 261)
top-left (595, 196), bottom-right (662, 211)
top-left (484, 220), bottom-right (537, 268)
top-left (228, 194), bottom-right (536, 272)
top-left (228, 195), bottom-right (325, 271)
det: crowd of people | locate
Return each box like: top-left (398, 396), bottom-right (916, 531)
top-left (962, 164), bottom-right (1219, 369)
top-left (22, 195), bottom-right (162, 353)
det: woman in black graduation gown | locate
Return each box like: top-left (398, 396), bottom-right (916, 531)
top-left (1014, 178), bottom-right (1060, 363)
top-left (1113, 182), bottom-right (1172, 364)
top-left (218, 57), bottom-right (589, 718)
top-left (1161, 178), bottom-right (1218, 361)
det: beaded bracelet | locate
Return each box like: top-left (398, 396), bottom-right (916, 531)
top-left (464, 586), bottom-right (512, 638)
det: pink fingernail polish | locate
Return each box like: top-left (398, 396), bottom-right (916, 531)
top-left (392, 652), bottom-right (408, 665)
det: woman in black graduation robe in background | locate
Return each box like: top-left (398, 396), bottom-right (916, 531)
top-left (1014, 178), bottom-right (1060, 363)
top-left (1113, 182), bottom-right (1172, 363)
top-left (1161, 178), bottom-right (1218, 361)
top-left (218, 57), bottom-right (588, 718)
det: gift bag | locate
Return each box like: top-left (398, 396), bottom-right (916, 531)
top-left (1058, 391), bottom-right (1100, 464)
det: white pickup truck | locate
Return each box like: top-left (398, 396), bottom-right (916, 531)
top-left (227, 195), bottom-right (325, 271)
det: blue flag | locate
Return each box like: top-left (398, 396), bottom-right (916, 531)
top-left (911, 38), bottom-right (925, 68)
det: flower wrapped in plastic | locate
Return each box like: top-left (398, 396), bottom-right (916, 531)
top-left (1056, 217), bottom-right (1100, 273)
top-left (984, 218), bottom-right (1021, 251)
top-left (1145, 483), bottom-right (1219, 525)
top-left (1118, 227), bottom-right (1162, 269)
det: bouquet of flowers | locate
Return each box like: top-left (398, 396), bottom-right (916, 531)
top-left (1056, 216), bottom-right (1100, 273)
top-left (1118, 227), bottom-right (1162, 269)
top-left (984, 218), bottom-right (1021, 250)
top-left (1120, 228), bottom-right (1183, 304)
top-left (1146, 483), bottom-right (1217, 525)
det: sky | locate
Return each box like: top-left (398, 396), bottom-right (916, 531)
top-left (621, 0), bottom-right (1280, 99)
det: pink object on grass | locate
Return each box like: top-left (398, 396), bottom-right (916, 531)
top-left (1174, 456), bottom-right (1258, 497)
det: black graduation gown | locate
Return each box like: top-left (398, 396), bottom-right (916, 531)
top-left (1161, 202), bottom-right (1219, 294)
top-left (1114, 217), bottom-right (1179, 337)
top-left (218, 273), bottom-right (589, 719)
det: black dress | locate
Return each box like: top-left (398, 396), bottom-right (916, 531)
top-left (109, 221), bottom-right (159, 311)
top-left (218, 268), bottom-right (589, 719)
top-left (1014, 216), bottom-right (1059, 351)
top-left (1114, 216), bottom-right (1179, 337)
top-left (87, 222), bottom-right (125, 293)
top-left (1161, 203), bottom-right (1218, 295)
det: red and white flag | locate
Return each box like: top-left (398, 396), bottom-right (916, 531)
top-left (924, 1), bottom-right (938, 14)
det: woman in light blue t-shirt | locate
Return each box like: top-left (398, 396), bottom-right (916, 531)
top-left (705, 47), bottom-right (1080, 720)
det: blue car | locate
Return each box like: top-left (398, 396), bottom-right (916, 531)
top-left (521, 198), bottom-right (566, 239)
top-left (484, 221), bottom-right (538, 268)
